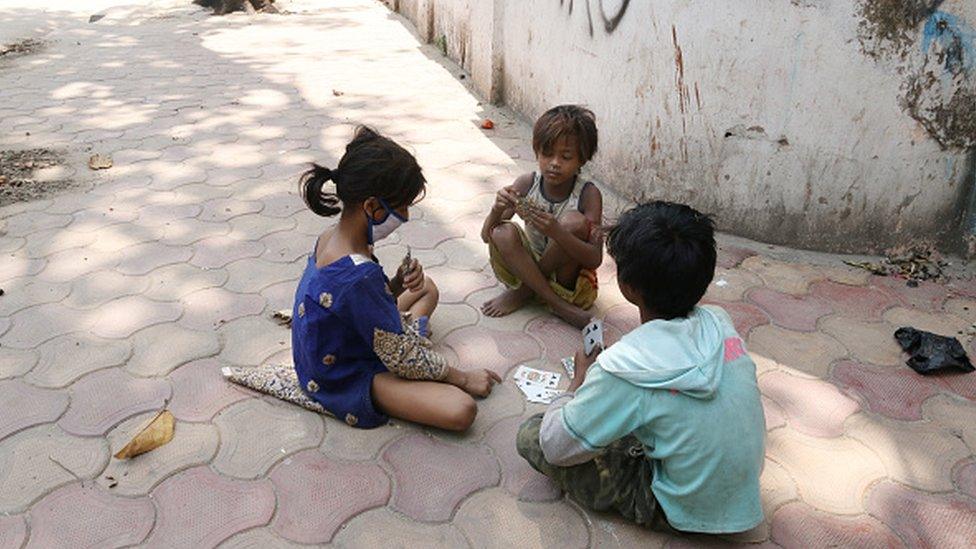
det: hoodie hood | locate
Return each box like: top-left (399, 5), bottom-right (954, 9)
top-left (597, 306), bottom-right (728, 398)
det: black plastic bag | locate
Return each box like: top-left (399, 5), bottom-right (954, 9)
top-left (894, 327), bottom-right (975, 375)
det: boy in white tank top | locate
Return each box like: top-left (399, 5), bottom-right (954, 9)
top-left (480, 105), bottom-right (604, 329)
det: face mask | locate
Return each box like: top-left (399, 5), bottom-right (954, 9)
top-left (366, 198), bottom-right (406, 244)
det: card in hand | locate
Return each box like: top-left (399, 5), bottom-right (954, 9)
top-left (582, 319), bottom-right (604, 356)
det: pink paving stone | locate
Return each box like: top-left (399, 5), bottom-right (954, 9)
top-left (199, 197), bottom-right (263, 222)
top-left (831, 361), bottom-right (942, 420)
top-left (705, 300), bottom-right (771, 337)
top-left (270, 449), bottom-right (390, 544)
top-left (605, 303), bottom-right (640, 334)
top-left (137, 202), bottom-right (201, 226)
top-left (485, 416), bottom-right (560, 502)
top-left (1, 303), bottom-right (91, 349)
top-left (947, 277), bottom-right (976, 299)
top-left (26, 483), bottom-right (154, 548)
top-left (758, 371), bottom-right (860, 438)
top-left (716, 244), bottom-right (757, 269)
top-left (382, 434), bottom-right (500, 522)
top-left (747, 288), bottom-right (833, 332)
top-left (145, 466), bottom-right (275, 548)
top-left (809, 280), bottom-right (898, 321)
top-left (866, 480), bottom-right (976, 548)
top-left (395, 219), bottom-right (467, 249)
top-left (443, 326), bottom-right (542, 379)
top-left (115, 242), bottom-right (193, 276)
top-left (526, 316), bottom-right (582, 362)
top-left (190, 235), bottom-right (266, 269)
top-left (168, 359), bottom-right (250, 422)
top-left (762, 396), bottom-right (787, 430)
top-left (260, 192), bottom-right (304, 218)
top-left (180, 287), bottom-right (266, 330)
top-left (872, 275), bottom-right (948, 311)
top-left (88, 296), bottom-right (182, 339)
top-left (430, 267), bottom-right (498, 304)
top-left (0, 380), bottom-right (69, 440)
top-left (0, 515), bottom-right (26, 549)
top-left (59, 368), bottom-right (170, 436)
top-left (770, 502), bottom-right (902, 548)
top-left (934, 371), bottom-right (976, 401)
top-left (954, 460), bottom-right (976, 498)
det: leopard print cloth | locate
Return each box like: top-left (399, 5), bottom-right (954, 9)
top-left (222, 363), bottom-right (330, 416)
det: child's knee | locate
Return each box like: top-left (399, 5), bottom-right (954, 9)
top-left (445, 394), bottom-right (477, 432)
top-left (489, 223), bottom-right (519, 247)
top-left (558, 211), bottom-right (589, 239)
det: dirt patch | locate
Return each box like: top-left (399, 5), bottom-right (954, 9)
top-left (0, 149), bottom-right (75, 207)
top-left (857, 0), bottom-right (944, 59)
top-left (0, 38), bottom-right (45, 58)
top-left (193, 0), bottom-right (278, 15)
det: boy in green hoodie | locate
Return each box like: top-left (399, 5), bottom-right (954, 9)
top-left (517, 201), bottom-right (766, 534)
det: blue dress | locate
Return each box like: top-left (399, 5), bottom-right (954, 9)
top-left (291, 251), bottom-right (447, 429)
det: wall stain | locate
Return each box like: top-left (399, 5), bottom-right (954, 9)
top-left (857, 0), bottom-right (945, 59)
top-left (557, 0), bottom-right (631, 37)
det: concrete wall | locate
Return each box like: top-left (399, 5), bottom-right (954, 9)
top-left (382, 0), bottom-right (976, 254)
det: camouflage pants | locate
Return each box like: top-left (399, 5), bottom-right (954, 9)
top-left (516, 414), bottom-right (675, 532)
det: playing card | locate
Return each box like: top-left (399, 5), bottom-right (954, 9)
top-left (561, 357), bottom-right (575, 379)
top-left (582, 319), bottom-right (604, 355)
top-left (513, 365), bottom-right (560, 388)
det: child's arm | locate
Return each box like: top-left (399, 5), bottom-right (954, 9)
top-left (480, 173), bottom-right (534, 243)
top-left (524, 183), bottom-right (603, 269)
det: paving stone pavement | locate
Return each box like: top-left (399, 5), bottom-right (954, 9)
top-left (1, 1), bottom-right (975, 547)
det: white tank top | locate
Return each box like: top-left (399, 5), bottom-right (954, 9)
top-left (521, 172), bottom-right (589, 257)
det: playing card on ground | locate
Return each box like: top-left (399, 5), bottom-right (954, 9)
top-left (513, 365), bottom-right (561, 388)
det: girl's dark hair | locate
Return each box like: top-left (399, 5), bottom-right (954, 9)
top-left (532, 105), bottom-right (599, 164)
top-left (300, 126), bottom-right (426, 217)
top-left (607, 201), bottom-right (716, 320)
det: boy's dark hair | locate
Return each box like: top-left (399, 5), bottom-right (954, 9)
top-left (300, 126), bottom-right (426, 217)
top-left (607, 201), bottom-right (716, 320)
top-left (532, 105), bottom-right (598, 164)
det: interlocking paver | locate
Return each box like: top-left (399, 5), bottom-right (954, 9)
top-left (88, 295), bottom-right (182, 339)
top-left (214, 398), bottom-right (325, 479)
top-left (199, 197), bottom-right (263, 222)
top-left (383, 434), bottom-right (500, 521)
top-left (454, 488), bottom-right (590, 549)
top-left (741, 256), bottom-right (823, 295)
top-left (831, 361), bottom-right (942, 421)
top-left (845, 414), bottom-right (969, 492)
top-left (485, 416), bottom-right (560, 502)
top-left (143, 262), bottom-right (228, 302)
top-left (190, 235), bottom-right (266, 269)
top-left (429, 266), bottom-right (498, 304)
top-left (26, 483), bottom-right (155, 548)
top-left (765, 429), bottom-right (886, 515)
top-left (0, 277), bottom-right (70, 316)
top-left (168, 358), bottom-right (249, 422)
top-left (21, 227), bottom-right (97, 259)
top-left (747, 288), bottom-right (833, 332)
top-left (713, 300), bottom-right (772, 338)
top-left (59, 368), bottom-right (170, 437)
top-left (443, 326), bottom-right (542, 379)
top-left (28, 333), bottom-right (130, 388)
top-left (705, 267), bottom-right (762, 302)
top-left (883, 307), bottom-right (971, 341)
top-left (319, 421), bottom-right (404, 461)
top-left (770, 502), bottom-right (902, 548)
top-left (873, 276), bottom-right (948, 311)
top-left (270, 449), bottom-right (390, 544)
top-left (0, 347), bottom-right (37, 379)
top-left (759, 371), bottom-right (859, 438)
top-left (748, 324), bottom-right (847, 378)
top-left (819, 316), bottom-right (900, 367)
top-left (334, 508), bottom-right (471, 549)
top-left (0, 515), bottom-right (27, 549)
top-left (145, 466), bottom-right (275, 548)
top-left (219, 528), bottom-right (307, 549)
top-left (866, 480), bottom-right (976, 548)
top-left (217, 316), bottom-right (290, 366)
top-left (115, 241), bottom-right (193, 276)
top-left (716, 244), bottom-right (757, 269)
top-left (0, 425), bottom-right (108, 513)
top-left (808, 280), bottom-right (897, 321)
top-left (126, 322), bottom-right (220, 377)
top-left (921, 394), bottom-right (976, 452)
top-left (180, 287), bottom-right (266, 331)
top-left (63, 270), bottom-right (148, 309)
top-left (223, 257), bottom-right (301, 293)
top-left (1, 303), bottom-right (93, 349)
top-left (0, 256), bottom-right (45, 284)
top-left (99, 414), bottom-right (218, 496)
top-left (0, 380), bottom-right (69, 440)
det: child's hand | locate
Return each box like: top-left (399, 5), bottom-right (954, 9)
top-left (400, 259), bottom-right (425, 293)
top-left (493, 185), bottom-right (519, 213)
top-left (568, 346), bottom-right (601, 392)
top-left (458, 368), bottom-right (502, 397)
top-left (525, 208), bottom-right (560, 237)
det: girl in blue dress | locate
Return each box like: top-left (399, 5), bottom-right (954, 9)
top-left (292, 126), bottom-right (501, 431)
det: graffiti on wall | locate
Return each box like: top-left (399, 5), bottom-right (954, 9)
top-left (557, 0), bottom-right (632, 37)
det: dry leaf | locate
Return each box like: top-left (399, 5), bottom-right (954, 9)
top-left (272, 309), bottom-right (292, 328)
top-left (113, 410), bottom-right (175, 459)
top-left (88, 154), bottom-right (113, 170)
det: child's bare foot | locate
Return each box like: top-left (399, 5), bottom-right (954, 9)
top-left (554, 302), bottom-right (593, 329)
top-left (481, 288), bottom-right (531, 317)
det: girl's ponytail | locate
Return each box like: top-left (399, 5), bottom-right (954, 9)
top-left (300, 163), bottom-right (341, 217)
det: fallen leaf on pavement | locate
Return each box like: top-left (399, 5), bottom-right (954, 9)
top-left (88, 154), bottom-right (113, 170)
top-left (113, 410), bottom-right (175, 459)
